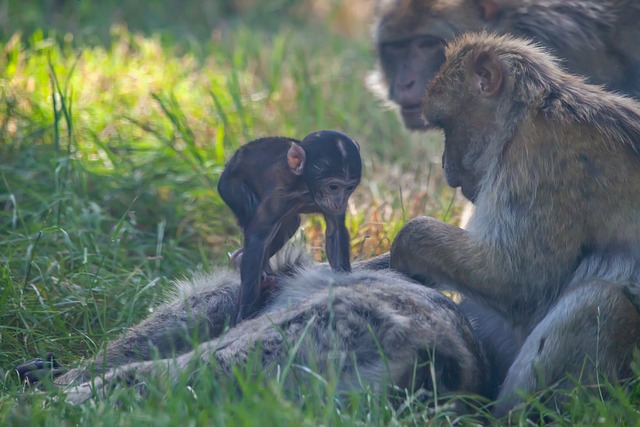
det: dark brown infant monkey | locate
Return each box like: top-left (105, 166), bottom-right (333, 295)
top-left (218, 130), bottom-right (362, 323)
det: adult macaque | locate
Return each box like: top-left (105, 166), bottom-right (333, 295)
top-left (218, 130), bottom-right (361, 323)
top-left (371, 0), bottom-right (640, 130)
top-left (16, 247), bottom-right (492, 405)
top-left (367, 0), bottom-right (640, 400)
top-left (389, 32), bottom-right (640, 415)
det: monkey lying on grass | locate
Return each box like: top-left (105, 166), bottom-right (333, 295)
top-left (17, 245), bottom-right (492, 406)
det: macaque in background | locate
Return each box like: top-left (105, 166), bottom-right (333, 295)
top-left (218, 130), bottom-right (362, 323)
top-left (371, 0), bottom-right (640, 131)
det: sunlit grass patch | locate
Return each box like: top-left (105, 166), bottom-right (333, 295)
top-left (1, 22), bottom-right (454, 263)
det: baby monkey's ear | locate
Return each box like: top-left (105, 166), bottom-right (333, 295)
top-left (287, 143), bottom-right (306, 175)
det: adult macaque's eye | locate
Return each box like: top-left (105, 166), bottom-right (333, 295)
top-left (382, 42), bottom-right (407, 57)
top-left (416, 35), bottom-right (442, 50)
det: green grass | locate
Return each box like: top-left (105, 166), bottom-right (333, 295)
top-left (1, 2), bottom-right (638, 426)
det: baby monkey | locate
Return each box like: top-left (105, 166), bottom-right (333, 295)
top-left (218, 130), bottom-right (362, 323)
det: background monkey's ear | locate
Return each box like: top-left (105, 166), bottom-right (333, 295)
top-left (353, 139), bottom-right (360, 152)
top-left (287, 143), bottom-right (306, 175)
top-left (473, 0), bottom-right (506, 22)
top-left (471, 50), bottom-right (503, 97)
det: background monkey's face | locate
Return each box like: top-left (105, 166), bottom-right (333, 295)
top-left (372, 0), bottom-right (486, 130)
top-left (378, 34), bottom-right (447, 130)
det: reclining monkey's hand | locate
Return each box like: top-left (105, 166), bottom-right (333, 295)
top-left (16, 353), bottom-right (65, 385)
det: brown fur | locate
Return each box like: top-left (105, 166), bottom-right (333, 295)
top-left (218, 131), bottom-right (361, 322)
top-left (371, 0), bottom-right (640, 130)
top-left (389, 32), bottom-right (640, 415)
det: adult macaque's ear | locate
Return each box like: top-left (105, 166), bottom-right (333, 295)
top-left (471, 50), bottom-right (503, 97)
top-left (474, 0), bottom-right (503, 22)
top-left (287, 143), bottom-right (306, 175)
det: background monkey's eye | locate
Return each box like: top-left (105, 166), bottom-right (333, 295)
top-left (347, 185), bottom-right (356, 191)
top-left (416, 35), bottom-right (442, 50)
top-left (328, 184), bottom-right (339, 191)
top-left (381, 41), bottom-right (407, 57)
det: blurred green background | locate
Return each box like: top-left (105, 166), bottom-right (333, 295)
top-left (3, 2), bottom-right (631, 425)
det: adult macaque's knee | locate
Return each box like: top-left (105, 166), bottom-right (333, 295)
top-left (495, 281), bottom-right (640, 417)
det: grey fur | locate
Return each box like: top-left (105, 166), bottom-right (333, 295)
top-left (47, 247), bottom-right (490, 405)
top-left (494, 0), bottom-right (640, 96)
